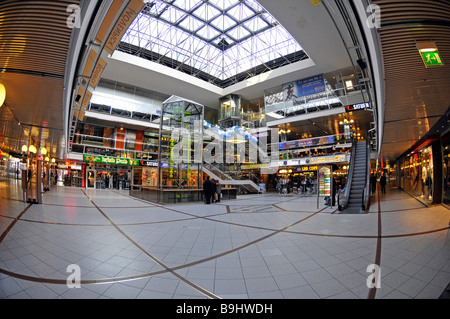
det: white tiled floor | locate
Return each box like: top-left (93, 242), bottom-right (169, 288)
top-left (0, 178), bottom-right (449, 299)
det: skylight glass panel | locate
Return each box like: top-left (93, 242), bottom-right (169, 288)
top-left (210, 15), bottom-right (237, 31)
top-left (243, 16), bottom-right (269, 32)
top-left (160, 5), bottom-right (185, 24)
top-left (172, 0), bottom-right (203, 12)
top-left (179, 14), bottom-right (203, 32)
top-left (196, 24), bottom-right (221, 40)
top-left (209, 0), bottom-right (241, 11)
top-left (148, 1), bottom-right (167, 15)
top-left (121, 0), bottom-right (306, 84)
top-left (227, 3), bottom-right (255, 21)
top-left (227, 25), bottom-right (251, 41)
top-left (192, 3), bottom-right (221, 21)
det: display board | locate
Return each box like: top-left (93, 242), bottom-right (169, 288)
top-left (319, 166), bottom-right (331, 197)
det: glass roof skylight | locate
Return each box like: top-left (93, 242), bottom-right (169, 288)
top-left (121, 0), bottom-right (306, 83)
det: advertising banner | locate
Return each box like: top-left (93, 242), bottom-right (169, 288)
top-left (280, 135), bottom-right (335, 150)
top-left (282, 74), bottom-right (326, 101)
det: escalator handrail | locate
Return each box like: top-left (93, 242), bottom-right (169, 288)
top-left (362, 131), bottom-right (371, 210)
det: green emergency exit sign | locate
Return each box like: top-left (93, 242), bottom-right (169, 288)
top-left (421, 51), bottom-right (444, 67)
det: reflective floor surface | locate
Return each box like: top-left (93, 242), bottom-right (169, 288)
top-left (1, 178), bottom-right (449, 299)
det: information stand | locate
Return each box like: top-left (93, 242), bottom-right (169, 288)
top-left (317, 165), bottom-right (333, 208)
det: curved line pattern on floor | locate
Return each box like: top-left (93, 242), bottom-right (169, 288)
top-left (0, 191), bottom-right (327, 298)
top-left (0, 186), bottom-right (449, 299)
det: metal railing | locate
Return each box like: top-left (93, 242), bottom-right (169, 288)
top-left (362, 130), bottom-right (371, 211)
top-left (265, 82), bottom-right (370, 119)
top-left (202, 163), bottom-right (260, 194)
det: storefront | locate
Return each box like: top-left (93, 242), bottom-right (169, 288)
top-left (399, 145), bottom-right (434, 205)
top-left (0, 151), bottom-right (25, 179)
top-left (132, 160), bottom-right (159, 189)
top-left (83, 154), bottom-right (137, 190)
top-left (59, 162), bottom-right (83, 187)
top-left (441, 133), bottom-right (450, 206)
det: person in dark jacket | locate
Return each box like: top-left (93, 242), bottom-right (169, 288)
top-left (203, 176), bottom-right (214, 204)
top-left (370, 173), bottom-right (377, 194)
top-left (380, 173), bottom-right (387, 194)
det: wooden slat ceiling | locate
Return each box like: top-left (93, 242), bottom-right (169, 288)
top-left (0, 0), bottom-right (80, 157)
top-left (373, 0), bottom-right (450, 162)
top-left (0, 0), bottom-right (79, 76)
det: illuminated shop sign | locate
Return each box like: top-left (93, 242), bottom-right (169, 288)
top-left (139, 160), bottom-right (158, 167)
top-left (310, 154), bottom-right (349, 164)
top-left (280, 136), bottom-right (335, 150)
top-left (83, 154), bottom-right (139, 166)
top-left (241, 163), bottom-right (270, 170)
top-left (345, 103), bottom-right (371, 112)
top-left (296, 166), bottom-right (318, 172)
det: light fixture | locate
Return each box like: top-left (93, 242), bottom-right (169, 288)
top-left (45, 157), bottom-right (50, 162)
top-left (40, 147), bottom-right (47, 155)
top-left (22, 145), bottom-right (28, 153)
top-left (51, 158), bottom-right (56, 163)
top-left (0, 83), bottom-right (5, 107)
top-left (420, 48), bottom-right (437, 53)
top-left (29, 145), bottom-right (37, 154)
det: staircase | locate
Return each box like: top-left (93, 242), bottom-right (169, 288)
top-left (202, 164), bottom-right (260, 194)
top-left (344, 141), bottom-right (367, 213)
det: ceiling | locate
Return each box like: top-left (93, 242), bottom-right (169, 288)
top-left (102, 0), bottom-right (353, 108)
top-left (0, 0), bottom-right (79, 158)
top-left (122, 0), bottom-right (304, 84)
top-left (372, 0), bottom-right (450, 162)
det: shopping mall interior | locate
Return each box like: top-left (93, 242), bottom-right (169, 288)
top-left (0, 0), bottom-right (449, 302)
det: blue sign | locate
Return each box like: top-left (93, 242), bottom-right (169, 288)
top-left (282, 74), bottom-right (326, 101)
top-left (297, 74), bottom-right (326, 97)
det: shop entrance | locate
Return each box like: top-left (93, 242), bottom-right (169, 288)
top-left (86, 166), bottom-right (131, 190)
top-left (87, 170), bottom-right (95, 189)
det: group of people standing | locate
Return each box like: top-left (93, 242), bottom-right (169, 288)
top-left (370, 171), bottom-right (387, 194)
top-left (203, 176), bottom-right (222, 204)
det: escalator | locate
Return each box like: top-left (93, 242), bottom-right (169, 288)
top-left (339, 140), bottom-right (369, 213)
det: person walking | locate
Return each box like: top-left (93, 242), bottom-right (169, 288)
top-left (211, 179), bottom-right (217, 203)
top-left (215, 180), bottom-right (222, 203)
top-left (370, 173), bottom-right (377, 194)
top-left (380, 173), bottom-right (387, 194)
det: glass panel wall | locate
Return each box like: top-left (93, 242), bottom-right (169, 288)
top-left (442, 133), bottom-right (450, 205)
top-left (158, 96), bottom-right (204, 189)
top-left (400, 145), bottom-right (433, 204)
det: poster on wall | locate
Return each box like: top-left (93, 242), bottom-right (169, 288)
top-left (142, 167), bottom-right (158, 186)
top-left (282, 74), bottom-right (326, 102)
